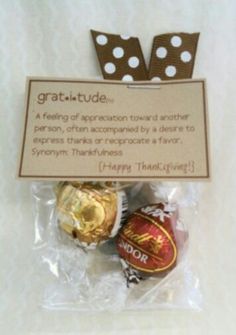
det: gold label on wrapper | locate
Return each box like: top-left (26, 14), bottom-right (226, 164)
top-left (18, 77), bottom-right (210, 181)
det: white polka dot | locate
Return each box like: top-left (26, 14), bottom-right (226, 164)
top-left (151, 77), bottom-right (161, 81)
top-left (120, 35), bottom-right (130, 40)
top-left (104, 62), bottom-right (116, 74)
top-left (128, 56), bottom-right (139, 68)
top-left (165, 65), bottom-right (177, 77)
top-left (113, 47), bottom-right (124, 58)
top-left (156, 47), bottom-right (167, 59)
top-left (96, 34), bottom-right (108, 45)
top-left (171, 36), bottom-right (182, 47)
top-left (122, 75), bottom-right (133, 81)
top-left (181, 51), bottom-right (192, 63)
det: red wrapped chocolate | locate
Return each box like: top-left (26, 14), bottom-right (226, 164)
top-left (117, 203), bottom-right (178, 275)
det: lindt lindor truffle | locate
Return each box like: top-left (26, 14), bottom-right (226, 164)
top-left (56, 182), bottom-right (128, 249)
top-left (117, 202), bottom-right (178, 279)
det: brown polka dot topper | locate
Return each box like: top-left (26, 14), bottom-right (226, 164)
top-left (91, 30), bottom-right (148, 81)
top-left (149, 33), bottom-right (200, 81)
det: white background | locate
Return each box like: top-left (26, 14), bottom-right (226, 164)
top-left (0, 0), bottom-right (236, 334)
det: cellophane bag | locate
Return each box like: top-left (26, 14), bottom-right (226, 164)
top-left (32, 181), bottom-right (202, 311)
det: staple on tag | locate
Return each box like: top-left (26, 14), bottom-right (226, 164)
top-left (127, 84), bottom-right (161, 90)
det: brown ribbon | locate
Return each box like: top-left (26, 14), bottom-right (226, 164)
top-left (91, 30), bottom-right (199, 81)
top-left (149, 33), bottom-right (200, 80)
top-left (91, 30), bottom-right (148, 81)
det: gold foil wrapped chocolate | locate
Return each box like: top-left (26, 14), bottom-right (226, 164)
top-left (56, 182), bottom-right (128, 249)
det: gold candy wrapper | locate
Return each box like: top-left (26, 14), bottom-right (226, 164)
top-left (56, 182), bottom-right (128, 249)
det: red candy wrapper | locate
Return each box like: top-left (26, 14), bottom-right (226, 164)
top-left (117, 203), bottom-right (178, 278)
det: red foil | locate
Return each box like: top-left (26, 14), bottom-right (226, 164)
top-left (116, 203), bottom-right (178, 274)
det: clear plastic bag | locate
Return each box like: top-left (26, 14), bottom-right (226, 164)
top-left (32, 181), bottom-right (202, 311)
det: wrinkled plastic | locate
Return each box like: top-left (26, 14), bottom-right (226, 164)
top-left (32, 181), bottom-right (202, 311)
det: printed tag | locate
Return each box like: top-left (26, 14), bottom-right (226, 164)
top-left (18, 78), bottom-right (210, 180)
